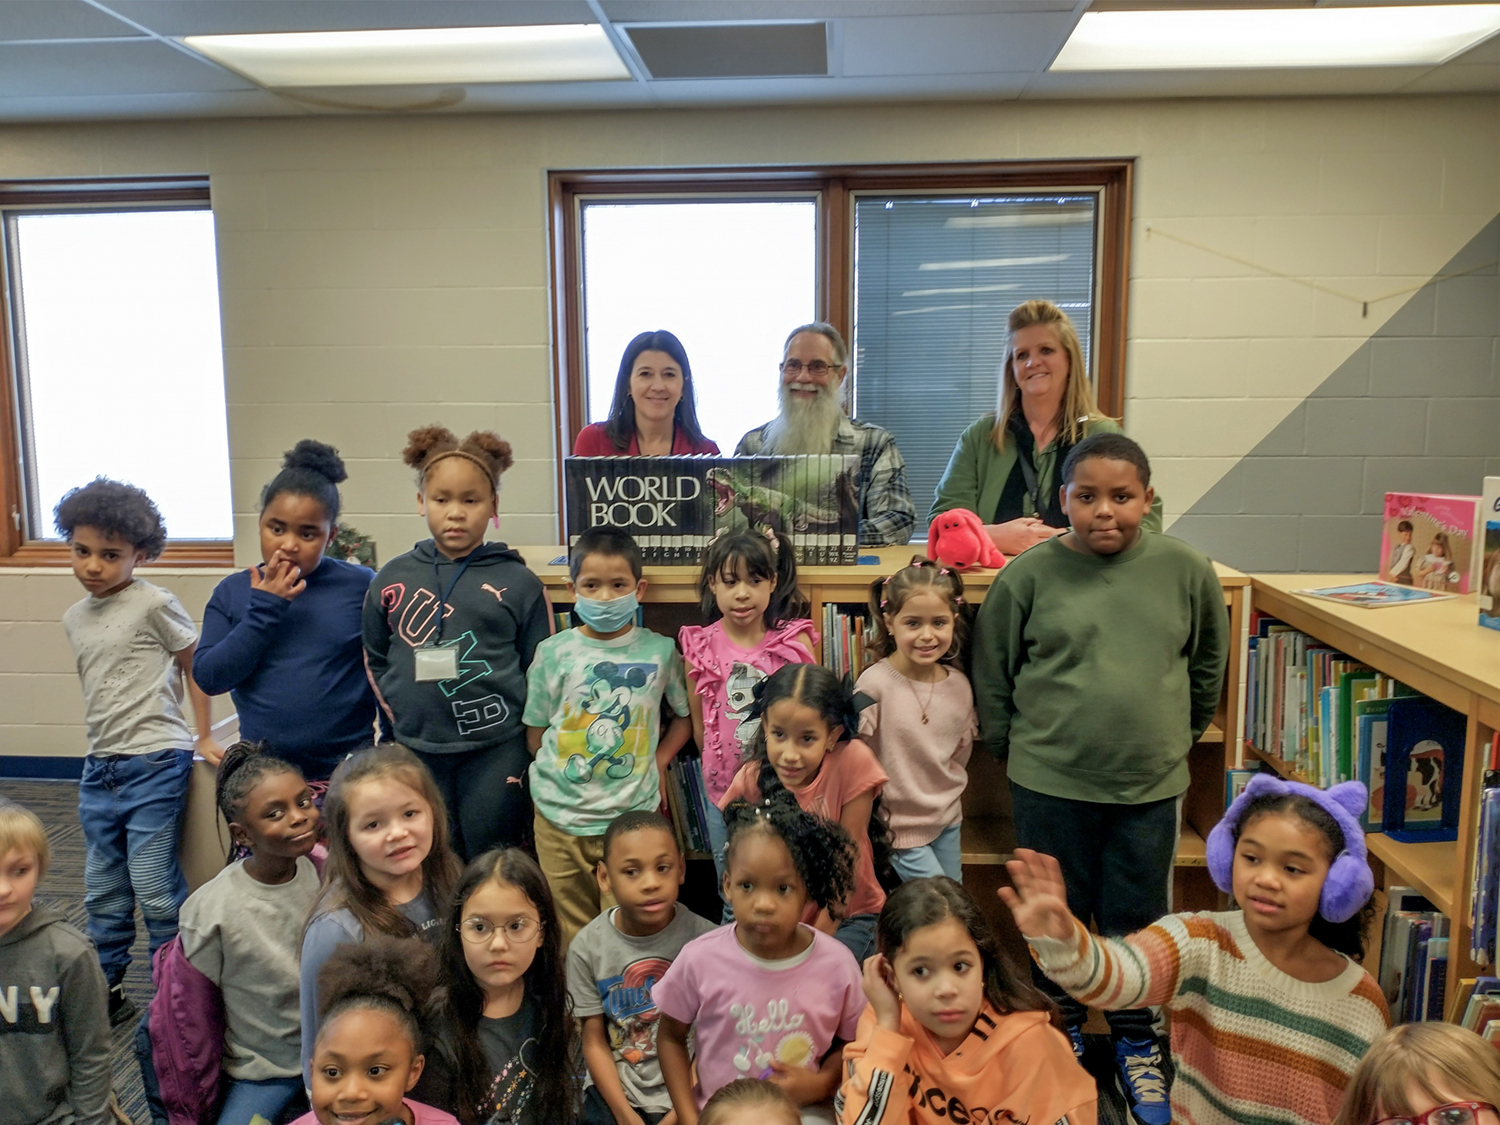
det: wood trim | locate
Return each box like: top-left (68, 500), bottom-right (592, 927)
top-left (0, 177), bottom-right (222, 565)
top-left (548, 160), bottom-right (1136, 538)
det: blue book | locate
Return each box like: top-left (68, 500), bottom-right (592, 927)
top-left (1383, 696), bottom-right (1466, 843)
top-left (1474, 788), bottom-right (1500, 967)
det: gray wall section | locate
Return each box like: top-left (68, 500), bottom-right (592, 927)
top-left (1171, 214), bottom-right (1500, 573)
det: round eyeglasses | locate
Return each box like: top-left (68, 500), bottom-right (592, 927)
top-left (780, 359), bottom-right (836, 377)
top-left (1374, 1103), bottom-right (1498, 1125)
top-left (457, 916), bottom-right (542, 945)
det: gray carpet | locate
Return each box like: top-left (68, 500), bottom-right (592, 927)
top-left (2, 778), bottom-right (154, 1125)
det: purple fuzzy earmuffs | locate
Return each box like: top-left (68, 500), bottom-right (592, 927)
top-left (1205, 773), bottom-right (1374, 924)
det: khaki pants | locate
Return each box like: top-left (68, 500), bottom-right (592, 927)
top-left (534, 813), bottom-right (615, 950)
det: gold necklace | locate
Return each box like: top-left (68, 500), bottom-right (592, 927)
top-left (900, 666), bottom-right (937, 724)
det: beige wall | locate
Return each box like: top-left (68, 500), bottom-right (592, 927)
top-left (1, 94), bottom-right (1497, 758)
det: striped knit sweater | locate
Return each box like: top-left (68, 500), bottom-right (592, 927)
top-left (1027, 910), bottom-right (1389, 1125)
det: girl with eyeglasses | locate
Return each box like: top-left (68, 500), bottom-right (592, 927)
top-left (1333, 1022), bottom-right (1500, 1125)
top-left (426, 848), bottom-right (581, 1125)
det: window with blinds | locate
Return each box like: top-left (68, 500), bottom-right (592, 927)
top-left (851, 194), bottom-right (1098, 526)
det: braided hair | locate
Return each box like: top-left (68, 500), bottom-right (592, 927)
top-left (744, 663), bottom-right (900, 894)
top-left (722, 793), bottom-right (855, 916)
top-left (214, 740), bottom-right (303, 860)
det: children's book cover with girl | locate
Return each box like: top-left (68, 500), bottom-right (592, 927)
top-left (195, 440), bottom-right (380, 782)
top-left (176, 742), bottom-right (322, 1124)
top-left (654, 796), bottom-right (867, 1125)
top-left (427, 848), bottom-right (580, 1125)
top-left (680, 526), bottom-right (817, 888)
top-left (299, 744), bottom-right (461, 1082)
top-left (294, 935), bottom-right (459, 1125)
top-left (718, 663), bottom-right (892, 963)
top-left (1479, 476), bottom-right (1500, 633)
top-left (1377, 492), bottom-right (1478, 594)
top-left (855, 561), bottom-right (976, 884)
top-left (838, 876), bottom-right (1096, 1125)
top-left (1002, 774), bottom-right (1390, 1125)
top-left (363, 426), bottom-right (553, 859)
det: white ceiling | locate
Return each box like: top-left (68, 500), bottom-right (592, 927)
top-left (0, 0), bottom-right (1497, 122)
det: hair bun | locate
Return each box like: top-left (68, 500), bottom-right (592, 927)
top-left (282, 439), bottom-right (347, 485)
top-left (464, 430), bottom-right (515, 476)
top-left (318, 934), bottom-right (437, 1016)
top-left (403, 425), bottom-right (458, 470)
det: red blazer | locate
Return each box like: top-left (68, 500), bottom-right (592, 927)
top-left (572, 422), bottom-right (720, 456)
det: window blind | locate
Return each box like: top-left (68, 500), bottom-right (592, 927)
top-left (851, 194), bottom-right (1097, 528)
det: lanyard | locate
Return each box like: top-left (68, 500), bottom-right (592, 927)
top-left (430, 553), bottom-right (474, 644)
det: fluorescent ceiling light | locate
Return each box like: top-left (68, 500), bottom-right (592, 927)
top-left (183, 24), bottom-right (630, 87)
top-left (1051, 5), bottom-right (1500, 71)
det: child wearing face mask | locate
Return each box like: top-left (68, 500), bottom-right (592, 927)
top-left (364, 425), bottom-right (553, 860)
top-left (524, 527), bottom-right (691, 948)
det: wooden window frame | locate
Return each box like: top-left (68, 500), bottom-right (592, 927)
top-left (549, 160), bottom-right (1132, 540)
top-left (0, 177), bottom-right (233, 566)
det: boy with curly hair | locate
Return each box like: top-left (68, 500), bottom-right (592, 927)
top-left (55, 477), bottom-right (220, 1026)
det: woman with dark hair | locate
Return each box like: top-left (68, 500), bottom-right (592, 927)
top-left (573, 330), bottom-right (720, 456)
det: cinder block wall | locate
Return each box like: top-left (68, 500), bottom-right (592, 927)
top-left (1, 94), bottom-right (1498, 760)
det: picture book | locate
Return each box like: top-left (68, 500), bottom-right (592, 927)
top-left (1480, 477), bottom-right (1500, 632)
top-left (1379, 491), bottom-right (1479, 594)
top-left (564, 454), bottom-right (861, 566)
top-left (1382, 695), bottom-right (1467, 843)
top-left (1294, 582), bottom-right (1456, 608)
top-left (1471, 788), bottom-right (1500, 967)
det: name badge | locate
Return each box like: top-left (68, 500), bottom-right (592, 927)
top-left (414, 646), bottom-right (458, 682)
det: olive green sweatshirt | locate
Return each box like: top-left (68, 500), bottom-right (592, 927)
top-left (972, 532), bottom-right (1228, 804)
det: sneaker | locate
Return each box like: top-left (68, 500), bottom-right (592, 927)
top-left (1114, 1037), bottom-right (1170, 1125)
top-left (1066, 1024), bottom-right (1085, 1060)
top-left (107, 984), bottom-right (137, 1029)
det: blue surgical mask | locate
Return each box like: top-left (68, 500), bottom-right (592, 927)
top-left (574, 591), bottom-right (638, 633)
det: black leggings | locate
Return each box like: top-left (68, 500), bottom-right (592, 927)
top-left (416, 739), bottom-right (533, 862)
top-left (1010, 780), bottom-right (1179, 1041)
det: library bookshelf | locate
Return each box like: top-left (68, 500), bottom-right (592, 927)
top-left (521, 545), bottom-right (1248, 904)
top-left (1247, 573), bottom-right (1500, 1002)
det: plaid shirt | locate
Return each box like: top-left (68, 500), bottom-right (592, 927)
top-left (734, 415), bottom-right (916, 546)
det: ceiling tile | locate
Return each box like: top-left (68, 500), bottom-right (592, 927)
top-left (841, 11), bottom-right (1076, 76)
top-left (98, 0), bottom-right (596, 36)
top-left (602, 1), bottom-right (1071, 19)
top-left (0, 39), bottom-right (255, 97)
top-left (0, 0), bottom-right (143, 41)
top-left (627, 22), bottom-right (827, 78)
top-left (1022, 65), bottom-right (1422, 99)
top-left (0, 87), bottom-right (291, 121)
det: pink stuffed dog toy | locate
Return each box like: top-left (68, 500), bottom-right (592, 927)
top-left (927, 509), bottom-right (1006, 571)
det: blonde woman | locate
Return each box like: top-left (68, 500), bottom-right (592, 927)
top-left (1333, 1022), bottom-right (1500, 1125)
top-left (930, 299), bottom-right (1163, 557)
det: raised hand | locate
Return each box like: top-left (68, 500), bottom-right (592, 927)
top-left (860, 953), bottom-right (902, 1031)
top-left (997, 848), bottom-right (1077, 943)
top-left (249, 552), bottom-right (306, 601)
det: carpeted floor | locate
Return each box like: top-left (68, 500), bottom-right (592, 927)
top-left (3, 778), bottom-right (154, 1124)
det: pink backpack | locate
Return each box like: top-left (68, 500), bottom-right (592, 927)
top-left (147, 935), bottom-right (226, 1125)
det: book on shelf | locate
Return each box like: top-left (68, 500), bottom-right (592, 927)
top-left (1480, 477), bottom-right (1500, 633)
top-left (1293, 581), bottom-right (1456, 608)
top-left (1379, 491), bottom-right (1480, 594)
top-left (1378, 887), bottom-right (1449, 1022)
top-left (1470, 787), bottom-right (1500, 967)
top-left (1382, 696), bottom-right (1466, 843)
top-left (822, 603), bottom-right (871, 680)
top-left (563, 454), bottom-right (860, 566)
top-left (662, 752), bottom-right (715, 858)
top-left (1458, 977), bottom-right (1500, 1035)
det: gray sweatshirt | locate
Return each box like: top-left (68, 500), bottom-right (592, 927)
top-left (0, 905), bottom-right (112, 1125)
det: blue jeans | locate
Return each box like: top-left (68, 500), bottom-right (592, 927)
top-left (216, 1077), bottom-right (306, 1125)
top-left (834, 913), bottom-right (878, 964)
top-left (79, 748), bottom-right (193, 982)
top-left (891, 823), bottom-right (963, 883)
top-left (703, 800), bottom-right (733, 923)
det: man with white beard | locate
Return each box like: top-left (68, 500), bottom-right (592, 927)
top-left (734, 322), bottom-right (915, 546)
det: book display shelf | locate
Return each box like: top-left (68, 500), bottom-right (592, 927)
top-left (521, 545), bottom-right (1249, 908)
top-left (1246, 573), bottom-right (1499, 1002)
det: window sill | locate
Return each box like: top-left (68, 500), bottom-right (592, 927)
top-left (0, 542), bottom-right (235, 567)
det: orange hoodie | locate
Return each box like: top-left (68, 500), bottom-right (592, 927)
top-left (836, 1003), bottom-right (1097, 1125)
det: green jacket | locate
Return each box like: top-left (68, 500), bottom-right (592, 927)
top-left (971, 533), bottom-right (1229, 804)
top-left (929, 413), bottom-right (1164, 532)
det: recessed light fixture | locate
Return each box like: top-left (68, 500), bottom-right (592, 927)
top-left (1051, 5), bottom-right (1500, 70)
top-left (183, 24), bottom-right (630, 87)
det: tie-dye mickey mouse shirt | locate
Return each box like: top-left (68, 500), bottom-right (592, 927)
top-left (523, 625), bottom-right (689, 835)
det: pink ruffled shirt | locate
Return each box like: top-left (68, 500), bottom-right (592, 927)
top-left (678, 618), bottom-right (818, 802)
